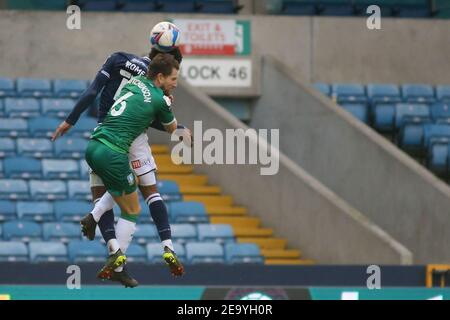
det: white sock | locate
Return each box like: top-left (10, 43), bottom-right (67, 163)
top-left (162, 239), bottom-right (174, 252)
top-left (107, 239), bottom-right (121, 255)
top-left (91, 192), bottom-right (115, 222)
top-left (114, 217), bottom-right (136, 272)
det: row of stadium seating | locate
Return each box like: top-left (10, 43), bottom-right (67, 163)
top-left (0, 78), bottom-right (86, 98)
top-left (0, 240), bottom-right (264, 264)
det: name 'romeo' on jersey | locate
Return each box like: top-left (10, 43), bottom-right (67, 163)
top-left (91, 76), bottom-right (176, 154)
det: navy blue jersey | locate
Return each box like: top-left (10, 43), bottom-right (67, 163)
top-left (65, 52), bottom-right (150, 125)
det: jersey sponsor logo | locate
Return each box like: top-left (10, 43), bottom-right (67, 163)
top-left (125, 61), bottom-right (147, 76)
top-left (127, 173), bottom-right (135, 186)
top-left (131, 160), bottom-right (142, 169)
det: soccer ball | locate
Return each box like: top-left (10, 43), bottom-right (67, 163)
top-left (150, 22), bottom-right (181, 53)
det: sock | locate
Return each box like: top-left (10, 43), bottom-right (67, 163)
top-left (91, 192), bottom-right (114, 223)
top-left (162, 239), bottom-right (174, 252)
top-left (106, 239), bottom-right (120, 255)
top-left (114, 213), bottom-right (137, 272)
top-left (146, 193), bottom-right (172, 245)
top-left (98, 209), bottom-right (116, 244)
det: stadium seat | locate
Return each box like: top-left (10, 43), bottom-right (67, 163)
top-left (354, 0), bottom-right (394, 16)
top-left (29, 180), bottom-right (67, 200)
top-left (79, 0), bottom-right (117, 11)
top-left (332, 83), bottom-right (367, 104)
top-left (398, 119), bottom-right (430, 155)
top-left (134, 224), bottom-right (159, 245)
top-left (17, 138), bottom-right (53, 158)
top-left (158, 180), bottom-right (182, 201)
top-left (3, 157), bottom-right (42, 179)
top-left (68, 240), bottom-right (106, 263)
top-left (29, 242), bottom-right (68, 262)
top-left (54, 200), bottom-right (92, 222)
top-left (54, 137), bottom-right (88, 159)
top-left (196, 0), bottom-right (237, 13)
top-left (125, 244), bottom-right (147, 263)
top-left (340, 103), bottom-right (369, 123)
top-left (281, 0), bottom-right (316, 15)
top-left (186, 242), bottom-right (225, 264)
top-left (0, 99), bottom-right (3, 117)
top-left (436, 85), bottom-right (450, 103)
top-left (16, 78), bottom-right (52, 98)
top-left (43, 222), bottom-right (81, 242)
top-left (0, 179), bottom-right (29, 200)
top-left (197, 224), bottom-right (235, 243)
top-left (169, 201), bottom-right (209, 223)
top-left (0, 200), bottom-right (17, 221)
top-left (225, 243), bottom-right (264, 264)
top-left (3, 221), bottom-right (42, 242)
top-left (313, 83), bottom-right (331, 97)
top-left (395, 103), bottom-right (430, 130)
top-left (367, 83), bottom-right (402, 110)
top-left (41, 98), bottom-right (75, 118)
top-left (79, 160), bottom-right (90, 179)
top-left (67, 180), bottom-right (91, 200)
top-left (69, 117), bottom-right (97, 138)
top-left (157, 0), bottom-right (197, 12)
top-left (0, 241), bottom-right (28, 262)
top-left (17, 201), bottom-right (54, 222)
top-left (431, 102), bottom-right (450, 123)
top-left (0, 77), bottom-right (16, 97)
top-left (0, 138), bottom-right (16, 158)
top-left (146, 242), bottom-right (186, 264)
top-left (4, 98), bottom-right (40, 118)
top-left (428, 142), bottom-right (448, 177)
top-left (401, 84), bottom-right (435, 104)
top-left (121, 0), bottom-right (158, 12)
top-left (28, 117), bottom-right (61, 138)
top-left (0, 161), bottom-right (2, 178)
top-left (53, 79), bottom-right (87, 98)
top-left (317, 0), bottom-right (354, 16)
top-left (372, 103), bottom-right (396, 132)
top-left (42, 159), bottom-right (80, 179)
top-left (0, 118), bottom-right (28, 137)
top-left (423, 123), bottom-right (450, 150)
top-left (396, 0), bottom-right (431, 18)
top-left (171, 223), bottom-right (198, 244)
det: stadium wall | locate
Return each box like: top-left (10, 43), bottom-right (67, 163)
top-left (0, 11), bottom-right (449, 84)
top-left (250, 56), bottom-right (450, 264)
top-left (149, 78), bottom-right (412, 265)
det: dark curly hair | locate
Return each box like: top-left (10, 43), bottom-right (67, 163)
top-left (149, 47), bottom-right (183, 64)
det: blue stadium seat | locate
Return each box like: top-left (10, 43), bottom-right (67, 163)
top-left (0, 179), bottom-right (29, 200)
top-left (42, 159), bottom-right (80, 179)
top-left (0, 138), bottom-right (16, 158)
top-left (121, 0), bottom-right (158, 11)
top-left (125, 244), bottom-right (147, 263)
top-left (137, 199), bottom-right (152, 224)
top-left (0, 160), bottom-right (2, 178)
top-left (436, 85), bottom-right (450, 103)
top-left (79, 160), bottom-right (90, 179)
top-left (396, 0), bottom-right (431, 18)
top-left (158, 180), bottom-right (182, 201)
top-left (282, 0), bottom-right (316, 15)
top-left (16, 138), bottom-right (53, 158)
top-left (3, 157), bottom-right (42, 179)
top-left (402, 84), bottom-right (435, 104)
top-left (318, 0), bottom-right (354, 16)
top-left (0, 241), bottom-right (28, 262)
top-left (158, 0), bottom-right (197, 12)
top-left (41, 98), bottom-right (75, 118)
top-left (54, 137), bottom-right (88, 159)
top-left (134, 224), bottom-right (159, 245)
top-left (372, 103), bottom-right (396, 132)
top-left (354, 0), bottom-right (394, 16)
top-left (169, 201), bottom-right (209, 223)
top-left (399, 119), bottom-right (430, 155)
top-left (196, 0), bottom-right (237, 13)
top-left (29, 242), bottom-right (68, 263)
top-left (54, 200), bottom-right (92, 222)
top-left (423, 123), bottom-right (450, 150)
top-left (0, 77), bottom-right (16, 97)
top-left (17, 201), bottom-right (54, 222)
top-left (43, 222), bottom-right (81, 243)
top-left (186, 242), bottom-right (225, 264)
top-left (225, 243), bottom-right (264, 264)
top-left (0, 99), bottom-right (3, 117)
top-left (0, 118), bottom-right (28, 137)
top-left (53, 79), bottom-right (87, 98)
top-left (395, 103), bottom-right (430, 130)
top-left (3, 221), bottom-right (41, 242)
top-left (367, 83), bottom-right (402, 108)
top-left (146, 242), bottom-right (186, 264)
top-left (340, 103), bottom-right (369, 123)
top-left (171, 223), bottom-right (197, 244)
top-left (0, 200), bottom-right (17, 221)
top-left (431, 102), bottom-right (450, 123)
top-left (79, 0), bottom-right (117, 11)
top-left (69, 117), bottom-right (97, 138)
top-left (29, 180), bottom-right (67, 200)
top-left (313, 83), bottom-right (331, 96)
top-left (332, 83), bottom-right (367, 104)
top-left (68, 240), bottom-right (106, 263)
top-left (28, 117), bottom-right (61, 138)
top-left (16, 78), bottom-right (52, 98)
top-left (4, 98), bottom-right (40, 118)
top-left (197, 224), bottom-right (234, 244)
top-left (67, 180), bottom-right (91, 200)
top-left (428, 142), bottom-right (448, 177)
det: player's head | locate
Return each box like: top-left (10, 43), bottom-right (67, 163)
top-left (147, 53), bottom-right (180, 94)
top-left (149, 46), bottom-right (183, 64)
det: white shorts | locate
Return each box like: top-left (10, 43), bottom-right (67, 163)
top-left (89, 132), bottom-right (157, 188)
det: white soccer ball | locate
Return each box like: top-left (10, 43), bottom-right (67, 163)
top-left (150, 21), bottom-right (181, 53)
